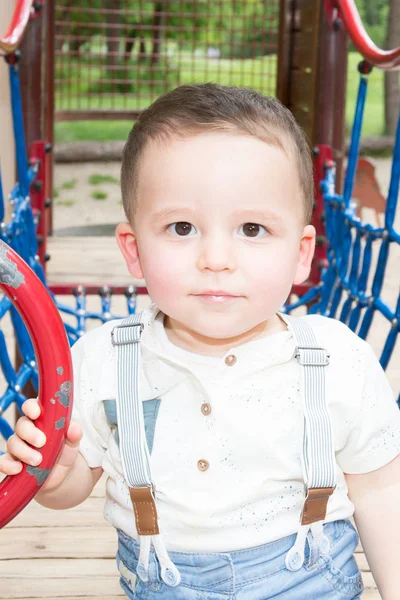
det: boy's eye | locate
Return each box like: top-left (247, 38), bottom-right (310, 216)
top-left (167, 222), bottom-right (197, 236)
top-left (239, 223), bottom-right (268, 238)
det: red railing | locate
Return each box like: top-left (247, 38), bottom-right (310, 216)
top-left (334, 0), bottom-right (400, 70)
top-left (0, 0), bottom-right (34, 54)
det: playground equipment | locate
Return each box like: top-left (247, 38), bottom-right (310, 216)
top-left (0, 241), bottom-right (72, 528)
top-left (0, 0), bottom-right (399, 525)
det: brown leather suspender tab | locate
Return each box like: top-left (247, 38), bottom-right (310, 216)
top-left (129, 487), bottom-right (160, 535)
top-left (301, 487), bottom-right (335, 526)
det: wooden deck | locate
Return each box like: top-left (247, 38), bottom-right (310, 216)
top-left (0, 235), bottom-right (386, 599)
top-left (0, 475), bottom-right (382, 599)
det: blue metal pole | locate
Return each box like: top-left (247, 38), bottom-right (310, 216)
top-left (343, 64), bottom-right (371, 208)
top-left (9, 63), bottom-right (29, 199)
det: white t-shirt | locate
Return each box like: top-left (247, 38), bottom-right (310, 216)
top-left (71, 303), bottom-right (400, 552)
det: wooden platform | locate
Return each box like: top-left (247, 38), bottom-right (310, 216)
top-left (0, 477), bottom-right (381, 599)
top-left (47, 237), bottom-right (131, 285)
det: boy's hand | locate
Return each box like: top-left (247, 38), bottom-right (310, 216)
top-left (0, 397), bottom-right (82, 492)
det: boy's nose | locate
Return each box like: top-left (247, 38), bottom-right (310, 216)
top-left (196, 235), bottom-right (236, 272)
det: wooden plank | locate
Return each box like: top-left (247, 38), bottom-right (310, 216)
top-left (293, 0), bottom-right (319, 33)
top-left (362, 571), bottom-right (380, 590)
top-left (2, 560), bottom-right (124, 598)
top-left (5, 496), bottom-right (105, 528)
top-left (362, 591), bottom-right (382, 600)
top-left (290, 69), bottom-right (315, 113)
top-left (2, 558), bottom-right (119, 579)
top-left (292, 30), bottom-right (317, 70)
top-left (89, 474), bottom-right (107, 497)
top-left (356, 553), bottom-right (371, 572)
top-left (0, 527), bottom-right (117, 559)
top-left (2, 576), bottom-right (122, 598)
top-left (276, 0), bottom-right (292, 105)
top-left (21, 597), bottom-right (123, 600)
top-left (46, 237), bottom-right (142, 286)
top-left (289, 105), bottom-right (313, 142)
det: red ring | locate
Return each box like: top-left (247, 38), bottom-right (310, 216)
top-left (0, 241), bottom-right (73, 528)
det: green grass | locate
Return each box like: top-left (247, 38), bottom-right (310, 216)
top-left (56, 121), bottom-right (133, 143)
top-left (54, 51), bottom-right (385, 143)
top-left (346, 53), bottom-right (384, 138)
top-left (88, 174), bottom-right (119, 185)
top-left (60, 178), bottom-right (78, 190)
top-left (91, 190), bottom-right (108, 200)
top-left (56, 199), bottom-right (75, 207)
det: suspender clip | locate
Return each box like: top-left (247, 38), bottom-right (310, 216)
top-left (111, 322), bottom-right (144, 346)
top-left (295, 346), bottom-right (330, 366)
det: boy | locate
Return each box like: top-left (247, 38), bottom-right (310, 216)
top-left (1, 84), bottom-right (400, 599)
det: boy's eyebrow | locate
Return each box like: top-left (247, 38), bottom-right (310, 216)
top-left (152, 207), bottom-right (196, 222)
top-left (231, 209), bottom-right (282, 223)
top-left (151, 207), bottom-right (282, 224)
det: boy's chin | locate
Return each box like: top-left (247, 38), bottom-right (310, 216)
top-left (186, 319), bottom-right (257, 342)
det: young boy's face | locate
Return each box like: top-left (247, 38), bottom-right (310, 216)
top-left (117, 131), bottom-right (315, 345)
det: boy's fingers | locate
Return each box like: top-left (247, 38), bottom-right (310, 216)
top-left (0, 453), bottom-right (23, 475)
top-left (56, 423), bottom-right (82, 469)
top-left (21, 397), bottom-right (41, 420)
top-left (65, 422), bottom-right (83, 448)
top-left (6, 434), bottom-right (42, 467)
top-left (15, 416), bottom-right (46, 447)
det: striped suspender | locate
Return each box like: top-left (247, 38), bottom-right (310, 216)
top-left (284, 315), bottom-right (336, 523)
top-left (112, 315), bottom-right (152, 490)
top-left (112, 314), bottom-right (181, 587)
top-left (283, 314), bottom-right (336, 571)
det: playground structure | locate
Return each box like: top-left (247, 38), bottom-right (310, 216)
top-left (0, 1), bottom-right (399, 597)
top-left (0, 0), bottom-right (400, 515)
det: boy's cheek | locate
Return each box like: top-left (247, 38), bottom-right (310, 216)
top-left (141, 254), bottom-right (191, 296)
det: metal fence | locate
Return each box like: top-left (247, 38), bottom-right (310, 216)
top-left (54, 0), bottom-right (281, 121)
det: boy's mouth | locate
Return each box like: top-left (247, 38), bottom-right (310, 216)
top-left (193, 291), bottom-right (241, 303)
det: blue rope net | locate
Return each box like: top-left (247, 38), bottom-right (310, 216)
top-left (285, 62), bottom-right (400, 405)
top-left (0, 58), bottom-right (399, 443)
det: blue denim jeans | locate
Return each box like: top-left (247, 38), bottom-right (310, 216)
top-left (116, 520), bottom-right (363, 599)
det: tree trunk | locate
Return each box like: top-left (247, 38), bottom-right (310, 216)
top-left (384, 0), bottom-right (400, 135)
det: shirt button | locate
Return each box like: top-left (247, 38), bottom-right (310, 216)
top-left (197, 459), bottom-right (209, 472)
top-left (225, 354), bottom-right (237, 366)
top-left (201, 403), bottom-right (212, 416)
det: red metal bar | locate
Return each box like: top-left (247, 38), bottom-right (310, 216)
top-left (0, 241), bottom-right (73, 528)
top-left (0, 0), bottom-right (34, 53)
top-left (333, 0), bottom-right (400, 70)
top-left (29, 141), bottom-right (48, 268)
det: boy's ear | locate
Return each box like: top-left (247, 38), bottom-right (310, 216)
top-left (293, 224), bottom-right (316, 285)
top-left (115, 222), bottom-right (144, 280)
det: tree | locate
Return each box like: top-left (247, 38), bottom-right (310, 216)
top-left (384, 0), bottom-right (400, 136)
top-left (363, 0), bottom-right (386, 27)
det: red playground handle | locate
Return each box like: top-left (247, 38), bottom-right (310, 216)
top-left (0, 241), bottom-right (73, 528)
top-left (336, 0), bottom-right (400, 70)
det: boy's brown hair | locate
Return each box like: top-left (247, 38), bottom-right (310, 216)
top-left (121, 83), bottom-right (314, 225)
